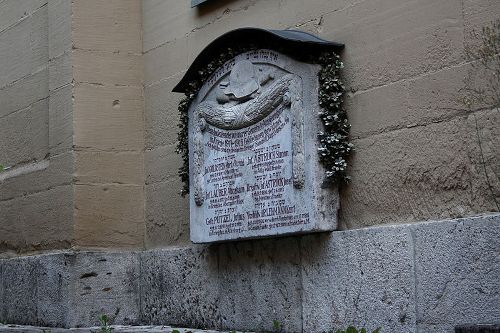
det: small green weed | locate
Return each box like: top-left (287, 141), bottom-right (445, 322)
top-left (272, 320), bottom-right (283, 333)
top-left (98, 314), bottom-right (114, 333)
top-left (334, 326), bottom-right (381, 333)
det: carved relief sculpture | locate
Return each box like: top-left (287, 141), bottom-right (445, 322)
top-left (193, 59), bottom-right (305, 206)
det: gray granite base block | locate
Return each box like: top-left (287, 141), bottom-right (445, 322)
top-left (67, 252), bottom-right (141, 327)
top-left (301, 226), bottom-right (417, 333)
top-left (216, 237), bottom-right (302, 332)
top-left (413, 215), bottom-right (500, 333)
top-left (1, 214), bottom-right (499, 331)
top-left (139, 246), bottom-right (221, 329)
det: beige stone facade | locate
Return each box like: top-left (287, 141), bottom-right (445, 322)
top-left (0, 0), bottom-right (499, 254)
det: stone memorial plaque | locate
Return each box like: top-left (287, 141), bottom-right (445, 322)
top-left (187, 49), bottom-right (339, 243)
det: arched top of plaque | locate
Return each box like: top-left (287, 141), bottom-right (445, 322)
top-left (172, 27), bottom-right (344, 93)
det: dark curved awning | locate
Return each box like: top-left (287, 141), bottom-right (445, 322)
top-left (172, 27), bottom-right (344, 93)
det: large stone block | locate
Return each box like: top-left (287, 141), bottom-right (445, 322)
top-left (139, 246), bottom-right (220, 328)
top-left (36, 253), bottom-right (72, 327)
top-left (346, 80), bottom-right (408, 139)
top-left (49, 51), bottom-right (72, 91)
top-left (348, 62), bottom-right (480, 139)
top-left (144, 179), bottom-right (190, 247)
top-left (144, 144), bottom-right (181, 185)
top-left (75, 151), bottom-right (144, 186)
top-left (73, 0), bottom-right (141, 53)
top-left (314, 0), bottom-right (464, 91)
top-left (2, 185), bottom-right (74, 251)
top-left (0, 67), bottom-right (48, 119)
top-left (0, 99), bottom-right (48, 167)
top-left (74, 184), bottom-right (144, 248)
top-left (73, 84), bottom-right (144, 151)
top-left (0, 0), bottom-right (47, 34)
top-left (217, 237), bottom-right (303, 332)
top-left (49, 84), bottom-right (73, 155)
top-left (143, 38), bottom-right (188, 86)
top-left (0, 151), bottom-right (73, 202)
top-left (340, 112), bottom-right (498, 229)
top-left (73, 50), bottom-right (142, 87)
top-left (48, 0), bottom-right (72, 59)
top-left (413, 215), bottom-right (500, 333)
top-left (67, 252), bottom-right (141, 327)
top-left (142, 0), bottom-right (197, 52)
top-left (301, 226), bottom-right (416, 333)
top-left (1, 256), bottom-right (39, 325)
top-left (144, 73), bottom-right (184, 149)
top-left (0, 4), bottom-right (48, 87)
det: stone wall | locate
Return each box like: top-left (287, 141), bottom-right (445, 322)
top-left (0, 0), bottom-right (145, 254)
top-left (0, 0), bottom-right (74, 254)
top-left (1, 214), bottom-right (498, 332)
top-left (142, 0), bottom-right (500, 247)
top-left (72, 0), bottom-right (145, 249)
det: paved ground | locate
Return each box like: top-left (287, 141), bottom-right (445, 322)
top-left (0, 325), bottom-right (239, 333)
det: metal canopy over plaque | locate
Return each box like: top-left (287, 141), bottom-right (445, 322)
top-left (173, 28), bottom-right (344, 243)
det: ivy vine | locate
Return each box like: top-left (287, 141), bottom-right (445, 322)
top-left (176, 47), bottom-right (352, 196)
top-left (317, 52), bottom-right (353, 185)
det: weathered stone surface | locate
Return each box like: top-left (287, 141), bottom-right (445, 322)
top-left (301, 226), bottom-right (416, 333)
top-left (0, 4), bottom-right (48, 88)
top-left (468, 109), bottom-right (500, 209)
top-left (0, 68), bottom-right (48, 119)
top-left (413, 215), bottom-right (500, 333)
top-left (188, 50), bottom-right (338, 243)
top-left (463, 0), bottom-right (500, 51)
top-left (49, 84), bottom-right (73, 155)
top-left (140, 246), bottom-right (220, 328)
top-left (340, 111), bottom-right (499, 229)
top-left (73, 0), bottom-right (141, 53)
top-left (0, 0), bottom-right (47, 34)
top-left (0, 185), bottom-right (73, 252)
top-left (74, 184), bottom-right (144, 248)
top-left (73, 50), bottom-right (142, 87)
top-left (36, 253), bottom-right (72, 327)
top-left (346, 80), bottom-right (408, 139)
top-left (0, 99), bottom-right (48, 167)
top-left (73, 84), bottom-right (144, 151)
top-left (49, 52), bottom-right (72, 91)
top-left (348, 62), bottom-right (482, 139)
top-left (144, 179), bottom-right (190, 247)
top-left (75, 151), bottom-right (144, 186)
top-left (314, 0), bottom-right (464, 91)
top-left (144, 73), bottom-right (185, 149)
top-left (143, 38), bottom-right (188, 86)
top-left (0, 152), bottom-right (73, 202)
top-left (2, 215), bottom-right (500, 330)
top-left (48, 0), bottom-right (72, 59)
top-left (145, 144), bottom-right (182, 185)
top-left (0, 256), bottom-right (39, 325)
top-left (217, 237), bottom-right (303, 332)
top-left (67, 252), bottom-right (141, 327)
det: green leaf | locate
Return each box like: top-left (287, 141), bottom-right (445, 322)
top-left (0, 165), bottom-right (4, 172)
top-left (172, 330), bottom-right (181, 333)
top-left (346, 327), bottom-right (358, 333)
top-left (372, 328), bottom-right (382, 333)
